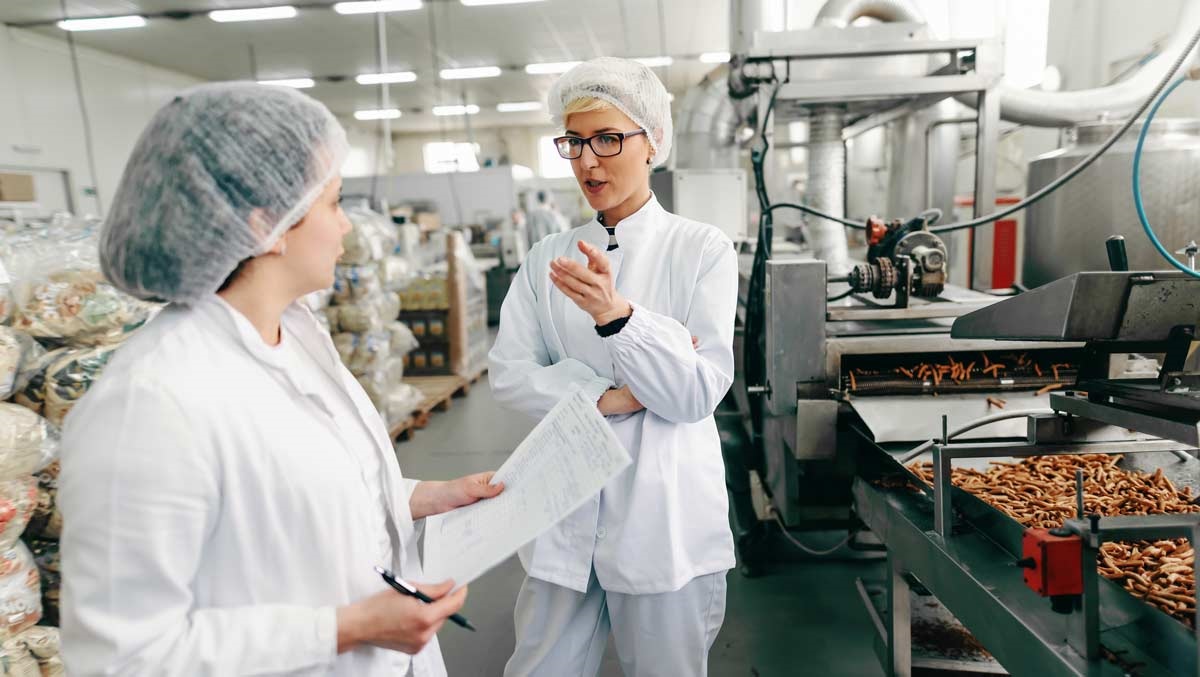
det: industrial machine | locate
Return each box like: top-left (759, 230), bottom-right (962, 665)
top-left (848, 271), bottom-right (1200, 676)
top-left (694, 0), bottom-right (1200, 673)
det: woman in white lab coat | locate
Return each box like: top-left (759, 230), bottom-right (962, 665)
top-left (490, 58), bottom-right (737, 676)
top-left (58, 82), bottom-right (502, 676)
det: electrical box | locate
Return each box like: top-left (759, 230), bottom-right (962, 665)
top-left (1022, 528), bottom-right (1083, 597)
top-left (0, 173), bottom-right (35, 203)
top-left (651, 169), bottom-right (748, 241)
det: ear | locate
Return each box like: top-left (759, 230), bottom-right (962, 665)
top-left (248, 209), bottom-right (287, 256)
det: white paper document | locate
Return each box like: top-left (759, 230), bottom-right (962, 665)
top-left (422, 389), bottom-right (631, 587)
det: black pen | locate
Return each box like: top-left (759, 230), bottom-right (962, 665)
top-left (374, 566), bottom-right (476, 631)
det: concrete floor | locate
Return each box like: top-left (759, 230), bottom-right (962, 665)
top-left (396, 381), bottom-right (886, 677)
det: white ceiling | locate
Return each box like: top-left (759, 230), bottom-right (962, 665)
top-left (1, 0), bottom-right (731, 132)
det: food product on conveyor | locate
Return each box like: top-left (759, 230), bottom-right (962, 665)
top-left (845, 350), bottom-right (1077, 395)
top-left (909, 455), bottom-right (1200, 624)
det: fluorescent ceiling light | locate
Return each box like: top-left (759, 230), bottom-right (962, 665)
top-left (461, 0), bottom-right (545, 6)
top-left (497, 101), bottom-right (543, 113)
top-left (440, 66), bottom-right (502, 80)
top-left (258, 78), bottom-right (315, 89)
top-left (57, 15), bottom-right (146, 31)
top-left (433, 104), bottom-right (480, 116)
top-left (356, 71), bottom-right (418, 85)
top-left (699, 51), bottom-right (731, 64)
top-left (355, 108), bottom-right (403, 120)
top-left (209, 6), bottom-right (297, 22)
top-left (334, 0), bottom-right (422, 14)
top-left (524, 61), bottom-right (580, 75)
top-left (635, 56), bottom-right (674, 68)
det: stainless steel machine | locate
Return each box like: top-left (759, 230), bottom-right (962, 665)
top-left (846, 271), bottom-right (1200, 676)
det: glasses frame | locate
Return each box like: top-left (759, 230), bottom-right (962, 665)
top-left (553, 129), bottom-right (648, 159)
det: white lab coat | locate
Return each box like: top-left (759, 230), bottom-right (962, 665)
top-left (59, 295), bottom-right (445, 676)
top-left (489, 195), bottom-right (737, 595)
top-left (526, 205), bottom-right (570, 248)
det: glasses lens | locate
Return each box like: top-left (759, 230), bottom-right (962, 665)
top-left (592, 134), bottom-right (622, 157)
top-left (556, 137), bottom-right (582, 159)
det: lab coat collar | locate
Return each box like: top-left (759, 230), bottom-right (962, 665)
top-left (197, 295), bottom-right (339, 413)
top-left (583, 193), bottom-right (664, 251)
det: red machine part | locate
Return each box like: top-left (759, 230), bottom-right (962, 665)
top-left (866, 216), bottom-right (888, 245)
top-left (1022, 528), bottom-right (1083, 596)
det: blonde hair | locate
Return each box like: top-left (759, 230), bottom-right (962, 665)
top-left (562, 96), bottom-right (612, 119)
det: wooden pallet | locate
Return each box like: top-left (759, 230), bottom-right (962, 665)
top-left (390, 375), bottom-right (466, 441)
top-left (454, 365), bottom-right (489, 398)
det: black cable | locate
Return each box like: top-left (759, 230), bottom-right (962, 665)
top-left (61, 0), bottom-right (103, 215)
top-left (929, 24), bottom-right (1200, 234)
top-left (826, 288), bottom-right (854, 302)
top-left (755, 25), bottom-right (1200, 236)
top-left (769, 202), bottom-right (866, 228)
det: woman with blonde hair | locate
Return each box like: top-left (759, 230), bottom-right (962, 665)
top-left (490, 57), bottom-right (737, 676)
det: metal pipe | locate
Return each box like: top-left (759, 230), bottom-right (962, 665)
top-left (956, 0), bottom-right (1200, 127)
top-left (808, 107), bottom-right (851, 274)
top-left (674, 68), bottom-right (740, 170)
top-left (813, 0), bottom-right (925, 27)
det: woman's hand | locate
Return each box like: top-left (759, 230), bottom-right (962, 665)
top-left (409, 473), bottom-right (504, 520)
top-left (337, 581), bottom-right (467, 655)
top-left (549, 241), bottom-right (631, 325)
top-left (598, 386), bottom-right (644, 417)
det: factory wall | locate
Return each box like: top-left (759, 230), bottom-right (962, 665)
top-left (0, 27), bottom-right (200, 217)
top-left (386, 126), bottom-right (554, 175)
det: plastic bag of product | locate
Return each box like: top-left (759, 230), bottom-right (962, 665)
top-left (0, 543), bottom-right (42, 641)
top-left (332, 331), bottom-right (391, 376)
top-left (0, 406), bottom-right (56, 481)
top-left (341, 208), bottom-right (398, 265)
top-left (329, 293), bottom-right (400, 334)
top-left (42, 345), bottom-right (116, 427)
top-left (23, 539), bottom-right (55, 630)
top-left (300, 288), bottom-right (333, 313)
top-left (0, 329), bottom-right (44, 401)
top-left (385, 383), bottom-right (425, 427)
top-left (11, 349), bottom-right (69, 417)
top-left (23, 462), bottom-right (59, 541)
top-left (3, 229), bottom-right (155, 345)
top-left (332, 264), bottom-right (383, 305)
top-left (16, 626), bottom-right (60, 677)
top-left (0, 636), bottom-right (39, 677)
top-left (388, 321), bottom-right (419, 356)
top-left (380, 256), bottom-right (415, 292)
top-left (356, 357), bottom-right (407, 410)
top-left (0, 478), bottom-right (36, 553)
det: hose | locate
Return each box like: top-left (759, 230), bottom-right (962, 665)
top-left (758, 23), bottom-right (1200, 235)
top-left (770, 509), bottom-right (854, 556)
top-left (897, 409), bottom-right (1053, 464)
top-left (1132, 75), bottom-right (1200, 278)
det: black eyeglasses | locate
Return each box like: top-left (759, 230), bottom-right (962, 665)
top-left (553, 129), bottom-right (647, 159)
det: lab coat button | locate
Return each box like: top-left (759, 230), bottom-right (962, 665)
top-left (596, 526), bottom-right (608, 540)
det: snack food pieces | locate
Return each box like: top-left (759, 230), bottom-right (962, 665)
top-left (910, 454), bottom-right (1200, 625)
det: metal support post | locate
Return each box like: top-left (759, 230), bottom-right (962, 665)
top-left (887, 559), bottom-right (912, 677)
top-left (932, 443), bottom-right (952, 538)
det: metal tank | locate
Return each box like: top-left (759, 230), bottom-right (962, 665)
top-left (1023, 119), bottom-right (1200, 287)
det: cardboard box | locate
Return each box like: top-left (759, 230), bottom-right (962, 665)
top-left (0, 173), bottom-right (35, 202)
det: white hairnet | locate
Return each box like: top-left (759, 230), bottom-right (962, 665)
top-left (101, 81), bottom-right (348, 304)
top-left (548, 57), bottom-right (673, 168)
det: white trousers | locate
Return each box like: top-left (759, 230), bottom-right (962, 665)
top-left (503, 569), bottom-right (727, 677)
